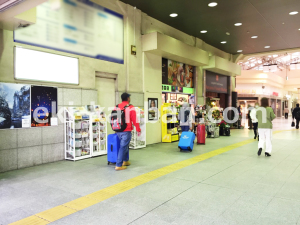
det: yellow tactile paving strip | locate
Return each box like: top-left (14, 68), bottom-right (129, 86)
top-left (10, 130), bottom-right (291, 225)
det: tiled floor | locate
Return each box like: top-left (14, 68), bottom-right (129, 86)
top-left (1, 118), bottom-right (299, 225)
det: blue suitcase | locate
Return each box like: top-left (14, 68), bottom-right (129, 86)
top-left (107, 134), bottom-right (129, 165)
top-left (178, 132), bottom-right (195, 152)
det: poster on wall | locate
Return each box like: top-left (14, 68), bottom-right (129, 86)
top-left (206, 71), bottom-right (228, 94)
top-left (31, 86), bottom-right (57, 127)
top-left (148, 98), bottom-right (158, 121)
top-left (14, 0), bottom-right (124, 64)
top-left (162, 58), bottom-right (194, 88)
top-left (0, 83), bottom-right (30, 129)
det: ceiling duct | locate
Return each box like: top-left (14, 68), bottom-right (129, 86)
top-left (0, 0), bottom-right (25, 13)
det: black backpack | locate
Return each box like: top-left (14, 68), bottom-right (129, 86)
top-left (110, 104), bottom-right (130, 132)
top-left (183, 110), bottom-right (190, 123)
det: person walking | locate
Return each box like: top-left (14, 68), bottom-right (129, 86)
top-left (250, 103), bottom-right (259, 140)
top-left (248, 106), bottom-right (253, 130)
top-left (256, 98), bottom-right (276, 157)
top-left (284, 108), bottom-right (289, 119)
top-left (115, 93), bottom-right (141, 171)
top-left (179, 102), bottom-right (194, 132)
top-left (292, 103), bottom-right (300, 129)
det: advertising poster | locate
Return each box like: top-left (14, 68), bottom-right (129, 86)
top-left (163, 59), bottom-right (194, 88)
top-left (31, 86), bottom-right (57, 127)
top-left (0, 83), bottom-right (30, 129)
top-left (206, 71), bottom-right (228, 94)
top-left (148, 98), bottom-right (158, 121)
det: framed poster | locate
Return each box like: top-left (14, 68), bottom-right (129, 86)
top-left (31, 86), bottom-right (57, 127)
top-left (0, 83), bottom-right (30, 129)
top-left (148, 98), bottom-right (158, 121)
top-left (163, 59), bottom-right (194, 88)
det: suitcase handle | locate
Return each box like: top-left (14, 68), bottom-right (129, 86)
top-left (111, 144), bottom-right (113, 152)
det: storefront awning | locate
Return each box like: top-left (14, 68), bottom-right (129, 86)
top-left (203, 56), bottom-right (241, 76)
top-left (142, 32), bottom-right (209, 66)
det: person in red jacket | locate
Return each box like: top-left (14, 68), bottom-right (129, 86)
top-left (115, 93), bottom-right (141, 171)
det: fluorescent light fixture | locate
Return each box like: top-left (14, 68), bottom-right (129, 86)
top-left (170, 13), bottom-right (178, 17)
top-left (263, 65), bottom-right (270, 72)
top-left (237, 50), bottom-right (243, 53)
top-left (270, 64), bottom-right (277, 72)
top-left (200, 30), bottom-right (207, 33)
top-left (14, 47), bottom-right (79, 84)
top-left (251, 36), bottom-right (258, 38)
top-left (290, 64), bottom-right (296, 70)
top-left (221, 41), bottom-right (227, 44)
top-left (265, 46), bottom-right (271, 48)
top-left (208, 2), bottom-right (218, 7)
top-left (289, 11), bottom-right (298, 15)
top-left (235, 23), bottom-right (242, 26)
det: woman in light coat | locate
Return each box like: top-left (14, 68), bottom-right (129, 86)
top-left (256, 98), bottom-right (276, 157)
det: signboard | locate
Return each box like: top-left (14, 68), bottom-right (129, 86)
top-left (272, 92), bottom-right (279, 96)
top-left (162, 58), bottom-right (194, 88)
top-left (206, 71), bottom-right (228, 94)
top-left (14, 0), bottom-right (124, 64)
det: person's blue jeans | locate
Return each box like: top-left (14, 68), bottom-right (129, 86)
top-left (181, 126), bottom-right (190, 132)
top-left (116, 132), bottom-right (132, 167)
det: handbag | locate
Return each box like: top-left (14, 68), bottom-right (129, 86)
top-left (292, 121), bottom-right (295, 127)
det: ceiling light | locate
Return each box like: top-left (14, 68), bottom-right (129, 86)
top-left (208, 2), bottom-right (218, 7)
top-left (200, 30), bottom-right (207, 33)
top-left (234, 23), bottom-right (242, 26)
top-left (298, 28), bottom-right (300, 30)
top-left (221, 41), bottom-right (227, 44)
top-left (169, 13), bottom-right (178, 17)
top-left (265, 46), bottom-right (270, 48)
top-left (251, 36), bottom-right (258, 38)
top-left (226, 32), bottom-right (230, 35)
top-left (289, 11), bottom-right (298, 15)
top-left (237, 50), bottom-right (243, 53)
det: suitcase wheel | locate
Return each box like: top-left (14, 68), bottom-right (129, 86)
top-left (108, 161), bottom-right (110, 165)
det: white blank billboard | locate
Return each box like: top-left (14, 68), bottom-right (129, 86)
top-left (14, 47), bottom-right (79, 84)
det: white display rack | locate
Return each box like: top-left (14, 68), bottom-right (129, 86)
top-left (130, 107), bottom-right (146, 149)
top-left (90, 113), bottom-right (107, 157)
top-left (64, 107), bottom-right (107, 161)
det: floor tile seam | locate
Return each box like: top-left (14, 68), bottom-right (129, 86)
top-left (246, 148), bottom-right (299, 189)
top-left (249, 149), bottom-right (300, 221)
top-left (126, 181), bottom-right (203, 225)
top-left (198, 155), bottom-right (254, 184)
top-left (34, 214), bottom-right (51, 223)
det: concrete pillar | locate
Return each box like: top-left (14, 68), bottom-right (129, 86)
top-left (298, 88), bottom-right (300, 103)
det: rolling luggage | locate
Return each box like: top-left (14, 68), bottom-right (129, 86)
top-left (107, 134), bottom-right (120, 165)
top-left (197, 124), bottom-right (206, 145)
top-left (178, 132), bottom-right (195, 152)
top-left (107, 134), bottom-right (129, 165)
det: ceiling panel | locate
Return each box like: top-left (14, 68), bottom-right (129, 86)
top-left (121, 0), bottom-right (300, 54)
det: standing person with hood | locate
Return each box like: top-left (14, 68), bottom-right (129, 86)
top-left (250, 103), bottom-right (259, 140)
top-left (256, 98), bottom-right (276, 157)
top-left (179, 102), bottom-right (194, 132)
top-left (292, 103), bottom-right (300, 129)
